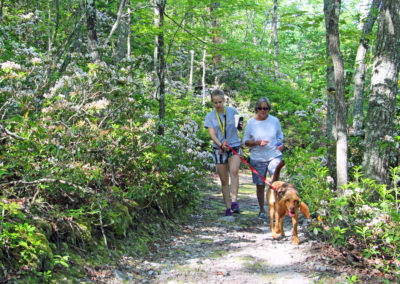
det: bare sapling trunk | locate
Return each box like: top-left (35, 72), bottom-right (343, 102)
top-left (325, 0), bottom-right (348, 188)
top-left (273, 0), bottom-right (279, 82)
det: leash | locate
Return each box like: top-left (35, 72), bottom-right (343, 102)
top-left (223, 143), bottom-right (277, 191)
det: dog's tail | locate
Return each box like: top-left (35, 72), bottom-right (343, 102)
top-left (300, 202), bottom-right (310, 219)
top-left (271, 160), bottom-right (285, 183)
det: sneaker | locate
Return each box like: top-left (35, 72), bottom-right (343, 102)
top-left (231, 202), bottom-right (240, 214)
top-left (258, 212), bottom-right (266, 219)
top-left (225, 208), bottom-right (232, 216)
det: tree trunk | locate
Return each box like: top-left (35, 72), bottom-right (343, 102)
top-left (189, 49), bottom-right (194, 91)
top-left (202, 48), bottom-right (207, 105)
top-left (86, 0), bottom-right (99, 60)
top-left (52, 0), bottom-right (60, 46)
top-left (362, 0), bottom-right (400, 184)
top-left (324, 1), bottom-right (337, 183)
top-left (127, 1), bottom-right (131, 59)
top-left (116, 0), bottom-right (129, 61)
top-left (209, 2), bottom-right (221, 67)
top-left (104, 0), bottom-right (127, 48)
top-left (352, 0), bottom-right (381, 136)
top-left (325, 0), bottom-right (348, 188)
top-left (155, 0), bottom-right (166, 136)
top-left (259, 12), bottom-right (270, 46)
top-left (272, 0), bottom-right (279, 82)
top-left (0, 0), bottom-right (4, 18)
top-left (48, 4), bottom-right (52, 52)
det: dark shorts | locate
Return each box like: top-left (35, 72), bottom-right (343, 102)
top-left (212, 146), bottom-right (242, 164)
top-left (250, 156), bottom-right (282, 185)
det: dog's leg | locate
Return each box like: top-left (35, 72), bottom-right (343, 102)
top-left (274, 200), bottom-right (280, 234)
top-left (267, 189), bottom-right (279, 239)
top-left (271, 206), bottom-right (279, 239)
top-left (292, 213), bottom-right (300, 245)
top-left (278, 215), bottom-right (285, 237)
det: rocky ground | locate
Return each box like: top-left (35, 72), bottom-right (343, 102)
top-left (80, 171), bottom-right (389, 284)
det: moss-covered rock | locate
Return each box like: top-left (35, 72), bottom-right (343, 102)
top-left (33, 219), bottom-right (53, 239)
top-left (35, 232), bottom-right (54, 272)
top-left (123, 198), bottom-right (141, 217)
top-left (105, 201), bottom-right (132, 238)
top-left (75, 221), bottom-right (92, 243)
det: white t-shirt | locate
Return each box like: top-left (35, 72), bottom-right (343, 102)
top-left (204, 106), bottom-right (241, 149)
top-left (243, 115), bottom-right (283, 161)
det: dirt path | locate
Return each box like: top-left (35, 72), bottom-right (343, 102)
top-left (87, 171), bottom-right (352, 284)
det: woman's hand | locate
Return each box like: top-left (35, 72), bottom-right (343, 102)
top-left (277, 143), bottom-right (284, 151)
top-left (259, 140), bottom-right (268, 147)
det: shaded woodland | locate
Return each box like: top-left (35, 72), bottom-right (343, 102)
top-left (0, 0), bottom-right (399, 282)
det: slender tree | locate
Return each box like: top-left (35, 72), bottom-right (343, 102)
top-left (209, 2), bottom-right (221, 67)
top-left (189, 49), bottom-right (194, 91)
top-left (324, 0), bottom-right (348, 187)
top-left (202, 48), bottom-right (207, 105)
top-left (352, 0), bottom-right (381, 136)
top-left (86, 0), bottom-right (99, 60)
top-left (272, 0), bottom-right (279, 82)
top-left (116, 0), bottom-right (129, 61)
top-left (324, 0), bottom-right (337, 183)
top-left (104, 0), bottom-right (127, 48)
top-left (362, 0), bottom-right (400, 183)
top-left (201, 15), bottom-right (207, 105)
top-left (155, 0), bottom-right (166, 136)
top-left (0, 0), bottom-right (4, 18)
top-left (126, 0), bottom-right (131, 59)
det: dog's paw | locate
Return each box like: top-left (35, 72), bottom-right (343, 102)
top-left (293, 237), bottom-right (300, 245)
top-left (272, 231), bottom-right (279, 240)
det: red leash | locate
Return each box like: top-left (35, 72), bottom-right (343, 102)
top-left (224, 143), bottom-right (277, 191)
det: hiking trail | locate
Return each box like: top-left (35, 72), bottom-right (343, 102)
top-left (81, 171), bottom-right (372, 283)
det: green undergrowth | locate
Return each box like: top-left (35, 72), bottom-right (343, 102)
top-left (286, 146), bottom-right (400, 281)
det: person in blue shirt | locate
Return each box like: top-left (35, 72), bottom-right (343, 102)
top-left (204, 89), bottom-right (242, 216)
top-left (243, 97), bottom-right (284, 219)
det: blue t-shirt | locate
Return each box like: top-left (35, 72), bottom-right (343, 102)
top-left (243, 115), bottom-right (283, 161)
top-left (204, 106), bottom-right (241, 149)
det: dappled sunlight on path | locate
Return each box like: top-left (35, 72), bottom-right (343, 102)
top-left (89, 170), bottom-right (350, 283)
top-left (100, 170), bottom-right (349, 284)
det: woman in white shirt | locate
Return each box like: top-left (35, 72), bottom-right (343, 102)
top-left (243, 97), bottom-right (284, 219)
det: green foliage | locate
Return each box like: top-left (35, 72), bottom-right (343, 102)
top-left (0, 0), bottom-right (395, 281)
top-left (291, 150), bottom-right (400, 277)
top-left (287, 146), bottom-right (400, 278)
top-left (0, 201), bottom-right (54, 281)
top-left (0, 39), bottom-right (207, 282)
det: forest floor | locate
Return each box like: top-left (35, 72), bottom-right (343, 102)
top-left (81, 170), bottom-right (389, 284)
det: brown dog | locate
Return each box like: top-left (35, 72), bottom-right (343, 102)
top-left (267, 181), bottom-right (310, 244)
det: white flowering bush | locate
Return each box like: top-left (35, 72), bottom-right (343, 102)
top-left (0, 43), bottom-right (209, 281)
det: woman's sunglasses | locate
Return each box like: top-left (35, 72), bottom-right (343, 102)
top-left (257, 107), bottom-right (270, 111)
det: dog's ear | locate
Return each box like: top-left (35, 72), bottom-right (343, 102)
top-left (300, 202), bottom-right (310, 219)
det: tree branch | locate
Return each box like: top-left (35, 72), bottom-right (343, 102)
top-left (1, 178), bottom-right (95, 194)
top-left (0, 124), bottom-right (25, 140)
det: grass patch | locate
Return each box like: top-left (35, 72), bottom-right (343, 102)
top-left (239, 184), bottom-right (255, 194)
top-left (174, 264), bottom-right (206, 273)
top-left (192, 238), bottom-right (214, 244)
top-left (209, 249), bottom-right (229, 258)
top-left (243, 260), bottom-right (270, 273)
